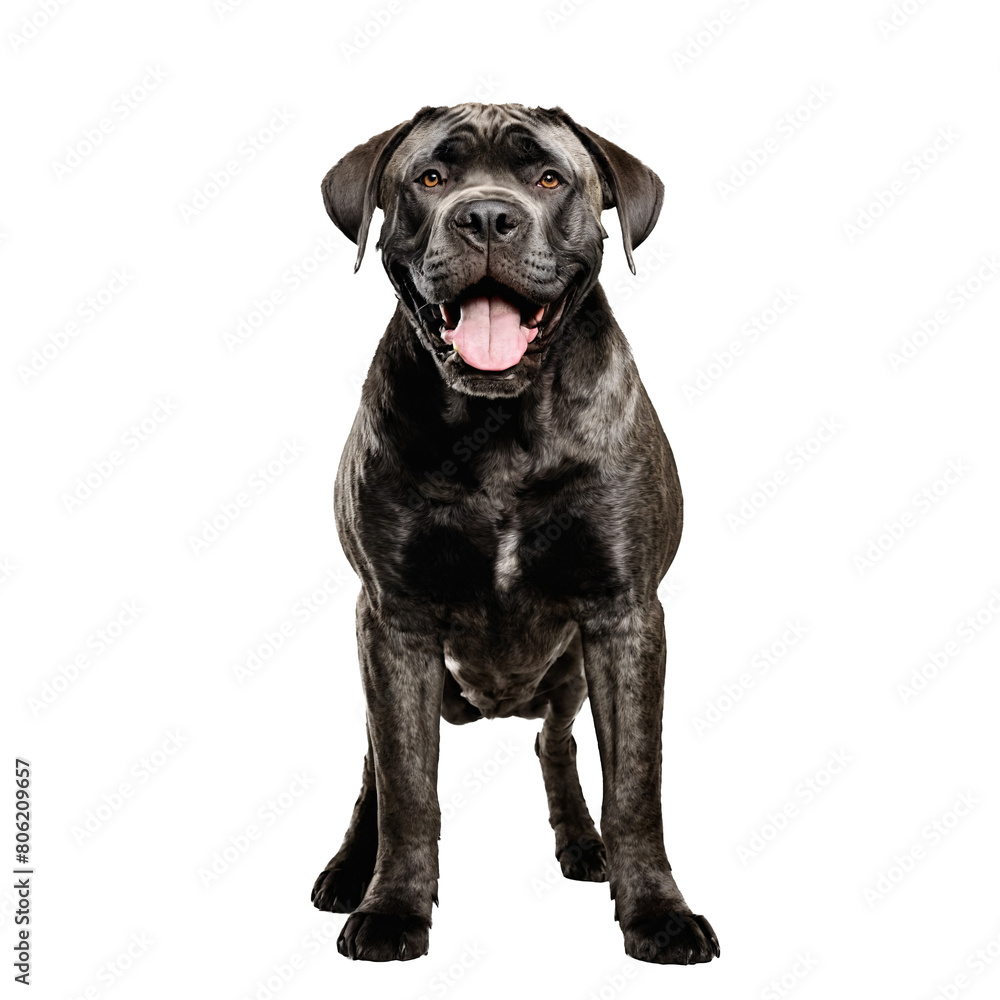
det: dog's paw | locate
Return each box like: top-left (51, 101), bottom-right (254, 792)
top-left (558, 837), bottom-right (607, 882)
top-left (311, 861), bottom-right (371, 914)
top-left (337, 911), bottom-right (430, 962)
top-left (622, 911), bottom-right (719, 965)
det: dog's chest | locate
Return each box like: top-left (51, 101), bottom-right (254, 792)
top-left (396, 485), bottom-right (626, 606)
top-left (352, 402), bottom-right (634, 606)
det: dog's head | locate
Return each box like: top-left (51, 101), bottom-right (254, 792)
top-left (322, 103), bottom-right (663, 398)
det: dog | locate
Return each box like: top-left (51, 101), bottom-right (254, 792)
top-left (311, 103), bottom-right (719, 966)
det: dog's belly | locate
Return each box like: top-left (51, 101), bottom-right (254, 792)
top-left (443, 613), bottom-right (578, 719)
top-left (384, 497), bottom-right (632, 718)
top-left (350, 458), bottom-right (648, 720)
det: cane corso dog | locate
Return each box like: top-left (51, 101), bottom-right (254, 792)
top-left (311, 103), bottom-right (719, 966)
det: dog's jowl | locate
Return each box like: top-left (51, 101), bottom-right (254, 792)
top-left (311, 103), bottom-right (719, 965)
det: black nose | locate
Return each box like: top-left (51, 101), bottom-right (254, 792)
top-left (452, 199), bottom-right (521, 245)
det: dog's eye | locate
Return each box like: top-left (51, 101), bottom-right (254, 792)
top-left (420, 170), bottom-right (442, 188)
top-left (538, 171), bottom-right (561, 189)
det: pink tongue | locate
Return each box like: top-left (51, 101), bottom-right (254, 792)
top-left (447, 296), bottom-right (536, 371)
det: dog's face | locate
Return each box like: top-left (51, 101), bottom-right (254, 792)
top-left (323, 104), bottom-right (663, 398)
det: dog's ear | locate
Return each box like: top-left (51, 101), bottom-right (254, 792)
top-left (548, 108), bottom-right (664, 275)
top-left (322, 106), bottom-right (442, 272)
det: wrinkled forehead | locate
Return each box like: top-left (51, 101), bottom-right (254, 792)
top-left (391, 103), bottom-right (604, 207)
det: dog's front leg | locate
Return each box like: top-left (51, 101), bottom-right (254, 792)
top-left (581, 600), bottom-right (720, 965)
top-left (337, 596), bottom-right (445, 962)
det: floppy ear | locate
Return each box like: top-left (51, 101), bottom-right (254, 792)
top-left (548, 108), bottom-right (664, 275)
top-left (321, 106), bottom-right (442, 272)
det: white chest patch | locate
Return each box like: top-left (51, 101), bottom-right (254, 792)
top-left (494, 526), bottom-right (520, 591)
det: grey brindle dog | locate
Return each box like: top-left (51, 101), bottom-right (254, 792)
top-left (311, 103), bottom-right (719, 965)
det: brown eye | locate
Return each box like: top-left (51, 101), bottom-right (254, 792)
top-left (421, 170), bottom-right (441, 188)
top-left (538, 171), bottom-right (560, 189)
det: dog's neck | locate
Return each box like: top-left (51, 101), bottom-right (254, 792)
top-left (362, 283), bottom-right (643, 467)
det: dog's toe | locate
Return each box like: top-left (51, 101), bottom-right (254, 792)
top-left (337, 911), bottom-right (430, 962)
top-left (558, 838), bottom-right (608, 882)
top-left (622, 911), bottom-right (720, 965)
top-left (311, 862), bottom-right (371, 913)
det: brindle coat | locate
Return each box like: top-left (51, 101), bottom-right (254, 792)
top-left (311, 103), bottom-right (719, 965)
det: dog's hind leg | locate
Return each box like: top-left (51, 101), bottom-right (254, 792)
top-left (535, 626), bottom-right (607, 882)
top-left (311, 731), bottom-right (378, 913)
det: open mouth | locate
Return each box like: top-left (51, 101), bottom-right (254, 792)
top-left (405, 275), bottom-right (572, 373)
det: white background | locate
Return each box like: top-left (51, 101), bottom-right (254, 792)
top-left (3, 0), bottom-right (1000, 997)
